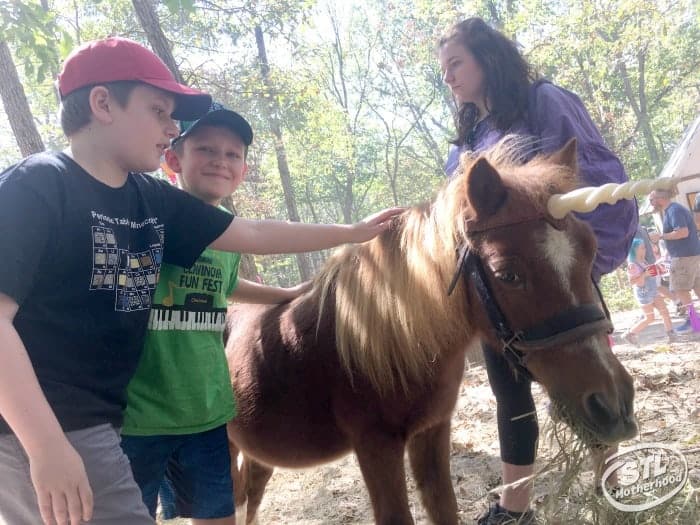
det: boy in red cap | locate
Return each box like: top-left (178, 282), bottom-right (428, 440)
top-left (0, 37), bottom-right (400, 525)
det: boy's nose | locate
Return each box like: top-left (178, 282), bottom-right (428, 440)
top-left (211, 155), bottom-right (225, 167)
top-left (165, 119), bottom-right (179, 139)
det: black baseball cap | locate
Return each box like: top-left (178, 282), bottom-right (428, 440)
top-left (172, 101), bottom-right (253, 146)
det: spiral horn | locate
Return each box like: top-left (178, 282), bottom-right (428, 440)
top-left (546, 177), bottom-right (693, 219)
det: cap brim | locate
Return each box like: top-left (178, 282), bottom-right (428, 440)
top-left (142, 77), bottom-right (212, 121)
top-left (175, 109), bottom-right (254, 146)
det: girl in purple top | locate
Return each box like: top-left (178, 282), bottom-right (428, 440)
top-left (438, 18), bottom-right (637, 524)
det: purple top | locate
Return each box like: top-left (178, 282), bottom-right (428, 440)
top-left (445, 81), bottom-right (638, 280)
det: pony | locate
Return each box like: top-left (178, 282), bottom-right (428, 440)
top-left (225, 139), bottom-right (637, 524)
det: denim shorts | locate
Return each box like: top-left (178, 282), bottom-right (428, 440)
top-left (120, 425), bottom-right (235, 520)
top-left (634, 279), bottom-right (657, 305)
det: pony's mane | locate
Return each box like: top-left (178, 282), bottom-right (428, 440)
top-left (315, 137), bottom-right (579, 395)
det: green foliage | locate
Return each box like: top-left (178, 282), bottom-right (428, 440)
top-left (520, 0), bottom-right (699, 181)
top-left (162, 0), bottom-right (196, 15)
top-left (600, 270), bottom-right (637, 313)
top-left (0, 0), bottom-right (70, 82)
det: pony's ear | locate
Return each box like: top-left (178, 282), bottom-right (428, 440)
top-left (548, 138), bottom-right (578, 173)
top-left (466, 157), bottom-right (507, 219)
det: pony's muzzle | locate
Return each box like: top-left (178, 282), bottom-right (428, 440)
top-left (583, 391), bottom-right (638, 444)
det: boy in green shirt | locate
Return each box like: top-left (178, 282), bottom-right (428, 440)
top-left (121, 103), bottom-right (306, 524)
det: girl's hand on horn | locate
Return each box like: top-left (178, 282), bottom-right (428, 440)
top-left (350, 207), bottom-right (406, 242)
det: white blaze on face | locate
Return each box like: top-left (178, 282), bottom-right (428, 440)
top-left (541, 226), bottom-right (575, 298)
top-left (565, 334), bottom-right (615, 375)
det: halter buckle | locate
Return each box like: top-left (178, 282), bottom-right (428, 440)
top-left (502, 331), bottom-right (526, 365)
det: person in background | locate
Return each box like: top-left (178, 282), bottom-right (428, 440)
top-left (648, 189), bottom-right (700, 334)
top-left (622, 238), bottom-right (676, 345)
top-left (636, 224), bottom-right (655, 266)
top-left (437, 17), bottom-right (637, 524)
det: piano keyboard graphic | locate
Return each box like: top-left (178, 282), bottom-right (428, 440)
top-left (148, 308), bottom-right (227, 331)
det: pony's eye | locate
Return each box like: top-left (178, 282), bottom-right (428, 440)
top-left (494, 270), bottom-right (521, 285)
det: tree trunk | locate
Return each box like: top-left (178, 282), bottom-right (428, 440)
top-left (617, 58), bottom-right (660, 170)
top-left (0, 40), bottom-right (45, 156)
top-left (131, 0), bottom-right (184, 83)
top-left (254, 25), bottom-right (313, 281)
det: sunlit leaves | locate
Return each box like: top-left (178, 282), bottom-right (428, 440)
top-left (0, 0), bottom-right (64, 82)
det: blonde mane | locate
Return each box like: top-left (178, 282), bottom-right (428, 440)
top-left (315, 139), bottom-right (579, 395)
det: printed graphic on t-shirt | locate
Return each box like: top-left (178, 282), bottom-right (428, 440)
top-left (148, 254), bottom-right (228, 332)
top-left (89, 211), bottom-right (164, 312)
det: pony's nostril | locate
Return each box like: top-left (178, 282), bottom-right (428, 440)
top-left (584, 392), bottom-right (615, 426)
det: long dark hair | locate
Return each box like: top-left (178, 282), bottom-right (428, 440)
top-left (439, 18), bottom-right (537, 147)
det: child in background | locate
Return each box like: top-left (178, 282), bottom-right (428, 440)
top-left (623, 238), bottom-right (676, 345)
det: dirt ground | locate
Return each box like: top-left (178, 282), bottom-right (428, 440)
top-left (161, 309), bottom-right (699, 525)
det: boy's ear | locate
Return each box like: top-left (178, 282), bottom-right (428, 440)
top-left (88, 86), bottom-right (115, 124)
top-left (241, 162), bottom-right (248, 180)
top-left (164, 149), bottom-right (182, 173)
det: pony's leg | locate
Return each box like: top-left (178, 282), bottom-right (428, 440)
top-left (354, 433), bottom-right (413, 525)
top-left (227, 435), bottom-right (249, 525)
top-left (407, 420), bottom-right (458, 525)
top-left (242, 457), bottom-right (273, 525)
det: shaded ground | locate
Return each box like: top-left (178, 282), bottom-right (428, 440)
top-left (161, 309), bottom-right (699, 524)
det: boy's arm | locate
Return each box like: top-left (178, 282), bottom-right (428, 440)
top-left (209, 207), bottom-right (403, 255)
top-left (231, 278), bottom-right (312, 304)
top-left (0, 293), bottom-right (93, 525)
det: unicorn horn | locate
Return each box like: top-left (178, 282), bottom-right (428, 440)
top-left (547, 174), bottom-right (699, 219)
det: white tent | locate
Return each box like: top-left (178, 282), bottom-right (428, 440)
top-left (639, 115), bottom-right (700, 215)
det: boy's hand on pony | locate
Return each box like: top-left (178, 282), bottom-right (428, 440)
top-left (29, 439), bottom-right (93, 525)
top-left (284, 280), bottom-right (313, 299)
top-left (349, 207), bottom-right (405, 242)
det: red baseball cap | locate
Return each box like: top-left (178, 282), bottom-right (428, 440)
top-left (57, 37), bottom-right (212, 121)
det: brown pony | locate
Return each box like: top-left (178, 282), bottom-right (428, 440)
top-left (225, 140), bottom-right (637, 525)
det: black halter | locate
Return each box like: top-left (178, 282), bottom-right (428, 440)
top-left (447, 242), bottom-right (613, 382)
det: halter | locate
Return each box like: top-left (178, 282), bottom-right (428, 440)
top-left (447, 219), bottom-right (613, 382)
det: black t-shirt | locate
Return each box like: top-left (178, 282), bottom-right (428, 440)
top-left (0, 152), bottom-right (233, 433)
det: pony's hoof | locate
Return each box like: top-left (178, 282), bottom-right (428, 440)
top-left (235, 503), bottom-right (248, 525)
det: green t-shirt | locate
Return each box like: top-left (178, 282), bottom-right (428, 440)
top-left (122, 244), bottom-right (241, 435)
